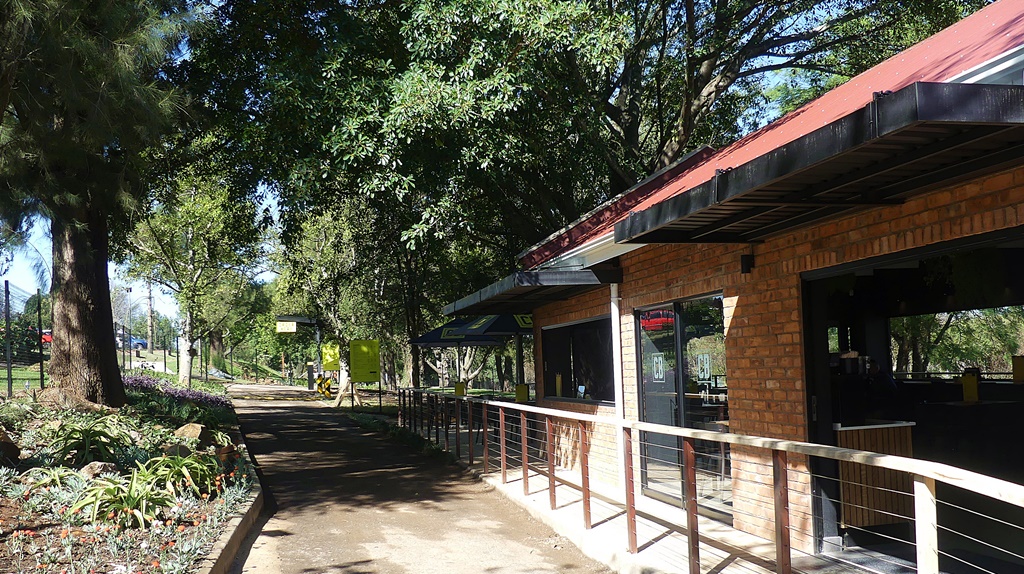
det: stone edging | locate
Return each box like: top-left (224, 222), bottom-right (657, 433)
top-left (195, 485), bottom-right (264, 574)
top-left (194, 414), bottom-right (267, 574)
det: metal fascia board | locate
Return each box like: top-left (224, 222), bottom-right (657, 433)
top-left (613, 82), bottom-right (1024, 246)
top-left (614, 180), bottom-right (717, 243)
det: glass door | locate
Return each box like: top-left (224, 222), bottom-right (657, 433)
top-left (638, 306), bottom-right (684, 502)
top-left (638, 296), bottom-right (731, 513)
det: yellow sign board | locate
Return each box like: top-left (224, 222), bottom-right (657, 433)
top-left (276, 321), bottom-right (297, 333)
top-left (350, 340), bottom-right (380, 383)
top-left (322, 342), bottom-right (341, 371)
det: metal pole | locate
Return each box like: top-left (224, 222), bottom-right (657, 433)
top-left (121, 325), bottom-right (126, 369)
top-left (515, 334), bottom-right (525, 388)
top-left (521, 411), bottom-right (529, 495)
top-left (482, 403), bottom-right (489, 472)
top-left (624, 426), bottom-right (638, 554)
top-left (773, 449), bottom-right (792, 574)
top-left (683, 437), bottom-right (700, 572)
top-left (467, 398), bottom-right (474, 466)
top-left (915, 474), bottom-right (939, 574)
top-left (444, 396), bottom-right (450, 452)
top-left (37, 289), bottom-right (43, 390)
top-left (499, 406), bottom-right (507, 484)
top-left (546, 416), bottom-right (556, 509)
top-left (455, 396), bottom-right (462, 458)
top-left (5, 281), bottom-right (12, 399)
top-left (580, 421), bottom-right (592, 529)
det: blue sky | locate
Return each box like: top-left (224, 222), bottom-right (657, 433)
top-left (2, 217), bottom-right (179, 318)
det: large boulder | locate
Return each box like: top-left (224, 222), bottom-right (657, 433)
top-left (173, 423), bottom-right (214, 448)
top-left (0, 429), bottom-right (20, 467)
top-left (163, 443), bottom-right (192, 458)
top-left (79, 461), bottom-right (119, 479)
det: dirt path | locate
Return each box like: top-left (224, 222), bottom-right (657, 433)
top-left (226, 383), bottom-right (610, 574)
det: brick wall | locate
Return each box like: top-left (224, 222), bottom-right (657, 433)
top-left (534, 287), bottom-right (621, 485)
top-left (532, 164), bottom-right (1024, 551)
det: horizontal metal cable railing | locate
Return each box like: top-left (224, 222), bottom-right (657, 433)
top-left (398, 388), bottom-right (1024, 574)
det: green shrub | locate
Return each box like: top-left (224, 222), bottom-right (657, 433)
top-left (140, 455), bottom-right (219, 496)
top-left (71, 470), bottom-right (176, 528)
top-left (0, 399), bottom-right (36, 432)
top-left (22, 466), bottom-right (83, 489)
top-left (51, 415), bottom-right (132, 467)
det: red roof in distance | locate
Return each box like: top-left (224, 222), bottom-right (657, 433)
top-left (520, 0), bottom-right (1024, 270)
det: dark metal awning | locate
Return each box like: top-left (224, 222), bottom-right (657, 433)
top-left (451, 314), bottom-right (534, 336)
top-left (444, 268), bottom-right (623, 315)
top-left (615, 82), bottom-right (1024, 244)
top-left (410, 318), bottom-right (504, 348)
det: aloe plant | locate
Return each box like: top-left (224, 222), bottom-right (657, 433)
top-left (71, 470), bottom-right (175, 528)
top-left (50, 415), bottom-right (133, 467)
top-left (140, 455), bottom-right (219, 496)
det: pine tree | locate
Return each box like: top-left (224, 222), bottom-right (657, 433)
top-left (0, 0), bottom-right (188, 405)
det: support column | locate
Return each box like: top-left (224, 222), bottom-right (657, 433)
top-left (611, 284), bottom-right (626, 485)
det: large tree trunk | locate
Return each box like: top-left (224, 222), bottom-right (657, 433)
top-left (48, 210), bottom-right (125, 407)
top-left (178, 313), bottom-right (194, 386)
top-left (410, 342), bottom-right (421, 388)
top-left (209, 329), bottom-right (225, 371)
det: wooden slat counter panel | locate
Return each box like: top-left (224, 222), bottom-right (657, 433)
top-left (836, 424), bottom-right (914, 527)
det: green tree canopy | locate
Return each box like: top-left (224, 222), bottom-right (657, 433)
top-left (1, 0), bottom-right (191, 405)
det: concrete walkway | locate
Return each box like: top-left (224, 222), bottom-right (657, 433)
top-left (225, 383), bottom-right (611, 574)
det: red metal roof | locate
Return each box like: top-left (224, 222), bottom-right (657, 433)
top-left (521, 0), bottom-right (1024, 269)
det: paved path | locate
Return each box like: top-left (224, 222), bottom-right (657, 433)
top-left (226, 383), bottom-right (610, 574)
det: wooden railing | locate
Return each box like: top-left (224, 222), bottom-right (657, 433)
top-left (397, 388), bottom-right (1024, 574)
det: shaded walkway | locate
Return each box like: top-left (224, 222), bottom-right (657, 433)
top-left (226, 383), bottom-right (609, 574)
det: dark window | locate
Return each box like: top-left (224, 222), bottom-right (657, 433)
top-left (542, 318), bottom-right (615, 402)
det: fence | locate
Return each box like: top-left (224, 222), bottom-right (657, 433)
top-left (398, 388), bottom-right (1024, 574)
top-left (1, 280), bottom-right (47, 398)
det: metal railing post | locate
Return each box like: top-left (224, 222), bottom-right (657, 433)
top-left (467, 397), bottom-right (473, 465)
top-left (433, 394), bottom-right (440, 444)
top-left (915, 474), bottom-right (939, 574)
top-left (455, 396), bottom-right (462, 458)
top-left (482, 403), bottom-right (489, 472)
top-left (499, 406), bottom-right (508, 483)
top-left (521, 411), bottom-right (529, 495)
top-left (624, 426), bottom-right (638, 553)
top-left (444, 396), bottom-right (450, 452)
top-left (398, 389), bottom-right (404, 428)
top-left (683, 436), bottom-right (700, 573)
top-left (430, 392), bottom-right (438, 444)
top-left (546, 416), bottom-right (556, 509)
top-left (773, 449), bottom-right (792, 574)
top-left (580, 421), bottom-right (592, 529)
top-left (414, 391), bottom-right (420, 434)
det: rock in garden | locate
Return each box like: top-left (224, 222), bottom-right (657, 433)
top-left (80, 461), bottom-right (119, 479)
top-left (174, 423), bottom-right (214, 447)
top-left (163, 443), bottom-right (192, 457)
top-left (0, 429), bottom-right (21, 466)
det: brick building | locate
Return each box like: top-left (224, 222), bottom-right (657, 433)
top-left (445, 0), bottom-right (1024, 555)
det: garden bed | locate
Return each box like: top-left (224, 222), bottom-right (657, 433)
top-left (0, 374), bottom-right (258, 573)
